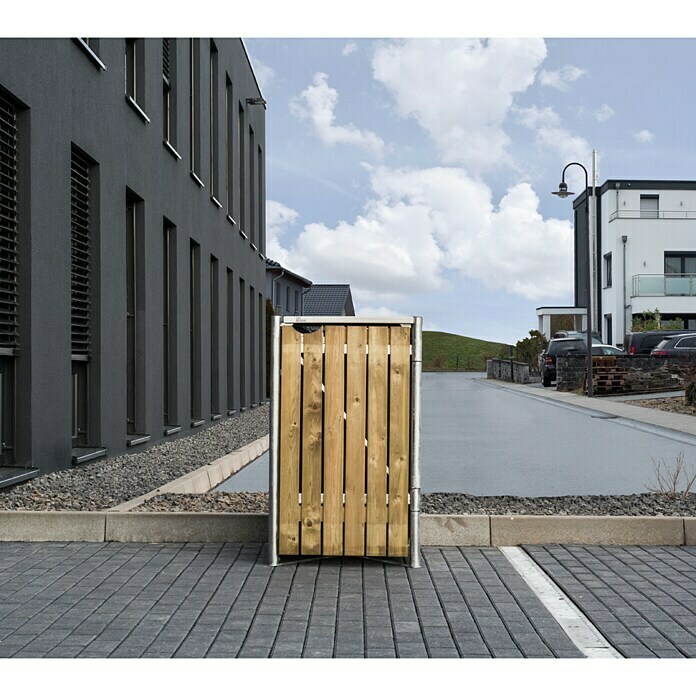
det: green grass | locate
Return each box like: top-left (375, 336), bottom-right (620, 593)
top-left (423, 331), bottom-right (511, 372)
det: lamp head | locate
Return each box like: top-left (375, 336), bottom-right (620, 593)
top-left (551, 181), bottom-right (574, 199)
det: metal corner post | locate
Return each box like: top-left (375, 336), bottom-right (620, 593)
top-left (268, 314), bottom-right (282, 566)
top-left (409, 316), bottom-right (423, 569)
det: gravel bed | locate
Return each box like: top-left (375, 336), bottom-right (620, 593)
top-left (0, 406), bottom-right (269, 511)
top-left (133, 490), bottom-right (696, 517)
top-left (631, 396), bottom-right (696, 416)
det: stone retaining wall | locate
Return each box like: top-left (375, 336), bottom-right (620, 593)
top-left (556, 355), bottom-right (696, 392)
top-left (487, 359), bottom-right (536, 384)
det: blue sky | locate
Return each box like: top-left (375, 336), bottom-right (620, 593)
top-left (245, 37), bottom-right (696, 344)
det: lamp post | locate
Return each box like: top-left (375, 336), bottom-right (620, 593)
top-left (552, 163), bottom-right (595, 397)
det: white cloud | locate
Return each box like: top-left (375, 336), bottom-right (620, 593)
top-left (634, 129), bottom-right (655, 143)
top-left (538, 64), bottom-right (586, 90)
top-left (372, 38), bottom-right (547, 172)
top-left (266, 200), bottom-right (298, 268)
top-left (356, 305), bottom-right (401, 318)
top-left (342, 42), bottom-right (357, 57)
top-left (270, 166), bottom-right (572, 303)
top-left (251, 58), bottom-right (274, 94)
top-left (516, 105), bottom-right (591, 191)
top-left (594, 104), bottom-right (615, 122)
top-left (290, 72), bottom-right (384, 158)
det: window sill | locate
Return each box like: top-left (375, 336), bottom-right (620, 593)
top-left (164, 425), bottom-right (181, 436)
top-left (211, 196), bottom-right (222, 209)
top-left (227, 409), bottom-right (237, 417)
top-left (258, 251), bottom-right (265, 260)
top-left (250, 242), bottom-right (258, 252)
top-left (0, 347), bottom-right (18, 357)
top-left (211, 413), bottom-right (222, 421)
top-left (239, 229), bottom-right (248, 240)
top-left (127, 434), bottom-right (151, 447)
top-left (164, 140), bottom-right (182, 160)
top-left (190, 171), bottom-right (205, 188)
top-left (191, 419), bottom-right (205, 428)
top-left (125, 95), bottom-right (150, 123)
top-left (227, 214), bottom-right (237, 226)
top-left (74, 39), bottom-right (107, 71)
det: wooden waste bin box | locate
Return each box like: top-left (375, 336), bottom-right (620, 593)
top-left (268, 316), bottom-right (422, 567)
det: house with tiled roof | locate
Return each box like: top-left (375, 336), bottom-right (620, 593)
top-left (302, 284), bottom-right (355, 316)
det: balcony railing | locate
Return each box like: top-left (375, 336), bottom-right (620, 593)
top-left (610, 210), bottom-right (696, 221)
top-left (632, 274), bottom-right (696, 297)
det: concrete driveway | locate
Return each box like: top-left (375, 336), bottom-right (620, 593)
top-left (218, 372), bottom-right (696, 496)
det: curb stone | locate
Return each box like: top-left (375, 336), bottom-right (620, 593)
top-left (0, 511), bottom-right (694, 546)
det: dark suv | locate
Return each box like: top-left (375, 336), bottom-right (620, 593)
top-left (540, 337), bottom-right (602, 387)
top-left (624, 330), bottom-right (696, 355)
top-left (651, 334), bottom-right (696, 357)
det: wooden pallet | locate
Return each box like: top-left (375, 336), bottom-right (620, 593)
top-left (582, 358), bottom-right (628, 394)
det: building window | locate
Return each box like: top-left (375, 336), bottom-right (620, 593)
top-left (295, 290), bottom-right (300, 314)
top-left (258, 145), bottom-right (264, 254)
top-left (239, 277), bottom-right (246, 407)
top-left (249, 286), bottom-right (256, 405)
top-left (210, 255), bottom-right (219, 416)
top-left (238, 103), bottom-right (245, 234)
top-left (162, 38), bottom-right (178, 151)
top-left (226, 269), bottom-right (235, 413)
top-left (71, 146), bottom-right (93, 447)
top-left (0, 91), bottom-right (19, 464)
top-left (225, 76), bottom-right (234, 221)
top-left (125, 39), bottom-right (146, 112)
top-left (286, 286), bottom-right (291, 313)
top-left (605, 314), bottom-right (613, 346)
top-left (640, 195), bottom-right (659, 219)
top-left (258, 290), bottom-right (264, 401)
top-left (163, 221), bottom-right (177, 427)
top-left (0, 92), bottom-right (20, 351)
top-left (604, 252), bottom-right (612, 288)
top-left (249, 126), bottom-right (255, 245)
top-left (189, 39), bottom-right (202, 182)
top-left (190, 240), bottom-right (202, 421)
top-left (126, 193), bottom-right (145, 436)
top-left (209, 41), bottom-right (220, 204)
top-left (665, 253), bottom-right (696, 275)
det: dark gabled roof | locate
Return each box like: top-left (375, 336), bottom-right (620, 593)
top-left (302, 284), bottom-right (355, 316)
top-left (265, 258), bottom-right (312, 287)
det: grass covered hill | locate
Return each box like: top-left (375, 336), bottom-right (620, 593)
top-left (423, 331), bottom-right (510, 371)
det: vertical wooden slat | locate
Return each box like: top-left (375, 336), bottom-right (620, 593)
top-left (278, 326), bottom-right (302, 555)
top-left (366, 326), bottom-right (389, 556)
top-left (388, 326), bottom-right (411, 557)
top-left (323, 325), bottom-right (346, 555)
top-left (300, 329), bottom-right (323, 554)
top-left (344, 325), bottom-right (367, 556)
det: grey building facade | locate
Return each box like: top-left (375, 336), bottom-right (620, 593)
top-left (0, 38), bottom-right (266, 479)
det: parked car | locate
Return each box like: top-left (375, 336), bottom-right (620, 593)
top-left (552, 330), bottom-right (602, 341)
top-left (624, 330), bottom-right (696, 355)
top-left (651, 334), bottom-right (696, 357)
top-left (540, 338), bottom-right (625, 387)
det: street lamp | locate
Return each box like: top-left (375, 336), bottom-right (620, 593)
top-left (552, 162), bottom-right (595, 397)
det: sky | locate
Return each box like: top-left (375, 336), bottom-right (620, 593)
top-left (243, 37), bottom-right (696, 344)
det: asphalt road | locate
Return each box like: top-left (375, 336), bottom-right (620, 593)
top-left (217, 372), bottom-right (696, 496)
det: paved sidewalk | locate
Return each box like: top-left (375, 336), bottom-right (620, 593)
top-left (0, 543), bottom-right (579, 659)
top-left (486, 378), bottom-right (696, 438)
top-left (528, 545), bottom-right (696, 658)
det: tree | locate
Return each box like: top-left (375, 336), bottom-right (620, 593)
top-left (514, 330), bottom-right (548, 373)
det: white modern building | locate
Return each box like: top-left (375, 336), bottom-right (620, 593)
top-left (569, 179), bottom-right (696, 347)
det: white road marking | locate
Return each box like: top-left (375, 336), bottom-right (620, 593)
top-left (499, 546), bottom-right (623, 659)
